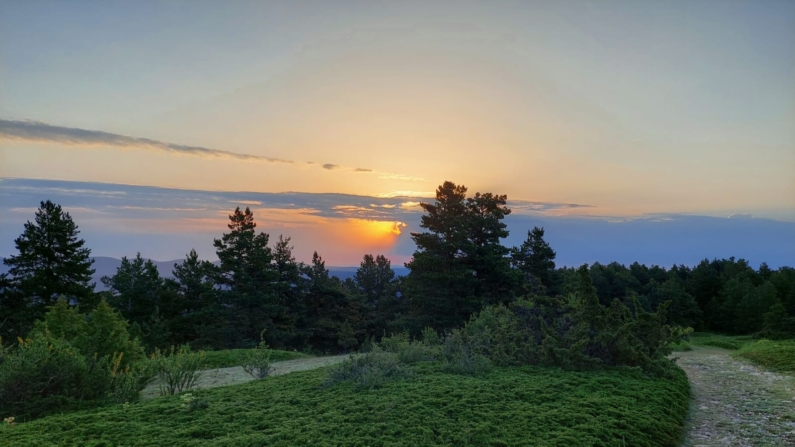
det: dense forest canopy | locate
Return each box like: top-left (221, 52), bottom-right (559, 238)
top-left (1, 187), bottom-right (793, 352)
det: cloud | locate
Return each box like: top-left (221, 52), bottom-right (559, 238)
top-left (728, 213), bottom-right (753, 220)
top-left (2, 178), bottom-right (793, 268)
top-left (0, 119), bottom-right (293, 164)
top-left (377, 173), bottom-right (425, 181)
top-left (0, 119), bottom-right (423, 182)
top-left (376, 190), bottom-right (436, 198)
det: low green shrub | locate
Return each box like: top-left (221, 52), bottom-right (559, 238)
top-left (0, 331), bottom-right (110, 421)
top-left (242, 331), bottom-right (272, 379)
top-left (107, 353), bottom-right (156, 404)
top-left (150, 345), bottom-right (205, 396)
top-left (734, 339), bottom-right (795, 372)
top-left (380, 331), bottom-right (439, 364)
top-left (3, 363), bottom-right (691, 446)
top-left (440, 329), bottom-right (494, 376)
top-left (179, 392), bottom-right (209, 412)
top-left (323, 349), bottom-right (414, 390)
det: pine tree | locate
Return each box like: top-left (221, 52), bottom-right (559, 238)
top-left (406, 181), bottom-right (519, 331)
top-left (511, 227), bottom-right (557, 294)
top-left (101, 253), bottom-right (164, 325)
top-left (1, 201), bottom-right (95, 337)
top-left (354, 254), bottom-right (395, 305)
top-left (213, 207), bottom-right (280, 347)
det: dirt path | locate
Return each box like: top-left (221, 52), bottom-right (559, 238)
top-left (141, 354), bottom-right (350, 400)
top-left (676, 347), bottom-right (795, 446)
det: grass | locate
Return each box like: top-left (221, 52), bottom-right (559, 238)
top-left (669, 340), bottom-right (693, 352)
top-left (734, 339), bottom-right (795, 373)
top-left (199, 349), bottom-right (310, 369)
top-left (2, 363), bottom-right (690, 447)
top-left (687, 332), bottom-right (754, 351)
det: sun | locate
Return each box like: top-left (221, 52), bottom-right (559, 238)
top-left (332, 219), bottom-right (407, 249)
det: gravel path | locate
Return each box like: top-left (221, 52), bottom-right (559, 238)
top-left (676, 347), bottom-right (795, 446)
top-left (141, 354), bottom-right (350, 400)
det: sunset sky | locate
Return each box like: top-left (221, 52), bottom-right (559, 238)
top-left (1, 1), bottom-right (793, 267)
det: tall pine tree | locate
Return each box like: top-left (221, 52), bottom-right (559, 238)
top-left (1, 201), bottom-right (95, 337)
top-left (406, 181), bottom-right (519, 331)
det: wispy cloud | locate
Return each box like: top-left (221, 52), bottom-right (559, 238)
top-left (0, 119), bottom-right (421, 181)
top-left (0, 119), bottom-right (293, 164)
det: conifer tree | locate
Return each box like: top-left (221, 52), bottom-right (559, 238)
top-left (1, 201), bottom-right (95, 336)
top-left (511, 227), bottom-right (557, 293)
top-left (213, 207), bottom-right (280, 346)
top-left (406, 181), bottom-right (519, 331)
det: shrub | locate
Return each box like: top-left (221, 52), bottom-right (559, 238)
top-left (0, 331), bottom-right (111, 420)
top-left (33, 298), bottom-right (145, 369)
top-left (107, 352), bottom-right (156, 403)
top-left (440, 329), bottom-right (493, 376)
top-left (513, 267), bottom-right (681, 376)
top-left (180, 392), bottom-right (209, 412)
top-left (323, 349), bottom-right (414, 390)
top-left (380, 331), bottom-right (438, 364)
top-left (243, 331), bottom-right (272, 379)
top-left (757, 302), bottom-right (795, 340)
top-left (150, 345), bottom-right (205, 396)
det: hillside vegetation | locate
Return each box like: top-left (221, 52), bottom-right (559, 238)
top-left (1, 363), bottom-right (689, 447)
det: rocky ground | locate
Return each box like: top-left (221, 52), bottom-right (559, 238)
top-left (675, 347), bottom-right (795, 446)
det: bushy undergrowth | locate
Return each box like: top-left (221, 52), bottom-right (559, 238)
top-left (734, 339), bottom-right (795, 373)
top-left (150, 345), bottom-right (205, 396)
top-left (0, 299), bottom-right (153, 421)
top-left (2, 363), bottom-right (690, 447)
top-left (323, 349), bottom-right (414, 390)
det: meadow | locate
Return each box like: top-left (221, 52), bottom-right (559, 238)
top-left (672, 332), bottom-right (795, 373)
top-left (1, 360), bottom-right (690, 447)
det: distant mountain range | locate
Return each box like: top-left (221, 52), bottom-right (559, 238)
top-left (0, 257), bottom-right (409, 290)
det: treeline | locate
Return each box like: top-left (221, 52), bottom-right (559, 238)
top-left (1, 182), bottom-right (793, 357)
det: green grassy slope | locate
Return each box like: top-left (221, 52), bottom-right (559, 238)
top-left (688, 333), bottom-right (755, 350)
top-left (734, 339), bottom-right (795, 373)
top-left (3, 363), bottom-right (689, 447)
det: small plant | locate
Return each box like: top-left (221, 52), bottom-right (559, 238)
top-left (180, 392), bottom-right (209, 412)
top-left (323, 348), bottom-right (414, 390)
top-left (108, 352), bottom-right (156, 403)
top-left (3, 416), bottom-right (15, 427)
top-left (242, 330), bottom-right (272, 379)
top-left (151, 345), bottom-right (205, 396)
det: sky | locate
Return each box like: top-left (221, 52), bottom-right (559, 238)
top-left (1, 1), bottom-right (793, 267)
